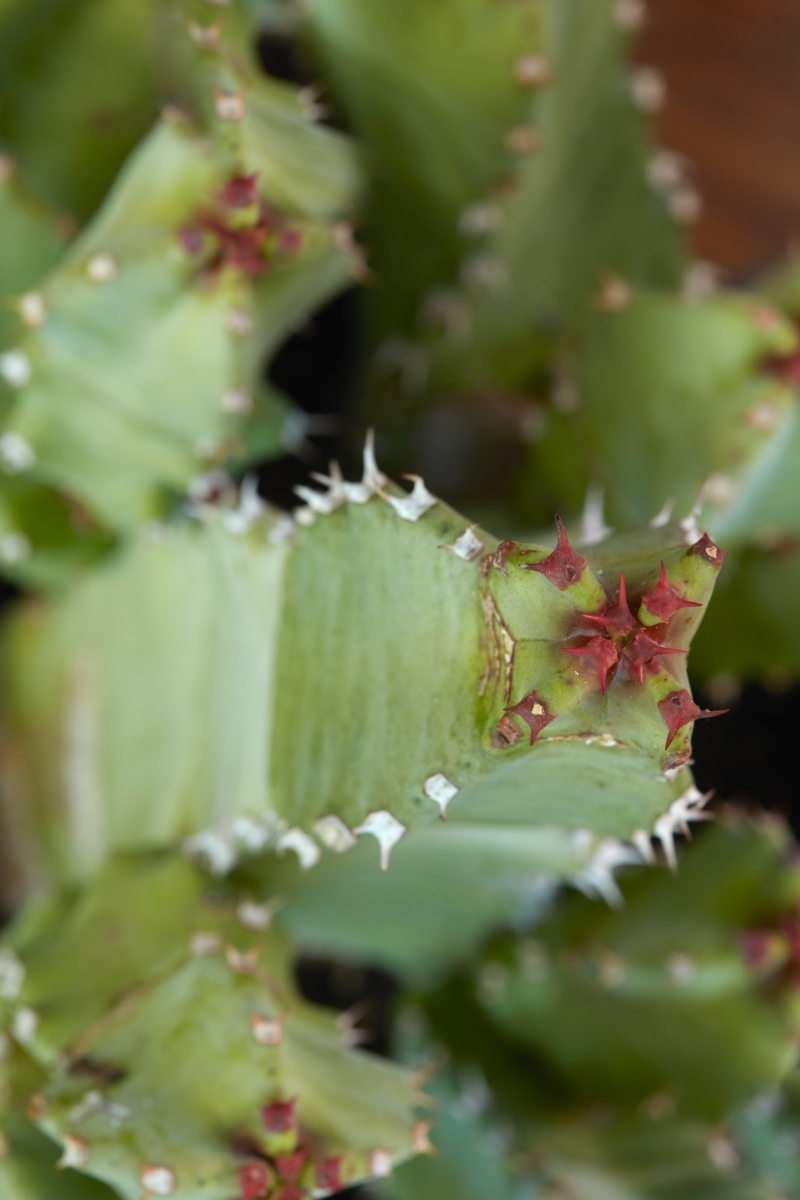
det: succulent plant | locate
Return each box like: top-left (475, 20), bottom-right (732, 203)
top-left (1, 1), bottom-right (799, 1198)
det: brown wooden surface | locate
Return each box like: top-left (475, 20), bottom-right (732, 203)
top-left (639, 0), bottom-right (800, 275)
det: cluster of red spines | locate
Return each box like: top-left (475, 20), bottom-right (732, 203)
top-left (506, 519), bottom-right (727, 749)
top-left (180, 173), bottom-right (303, 278)
top-left (239, 1099), bottom-right (344, 1199)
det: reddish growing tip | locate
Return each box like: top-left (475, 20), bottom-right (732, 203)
top-left (276, 1152), bottom-right (305, 1181)
top-left (563, 636), bottom-right (619, 694)
top-left (522, 516), bottom-right (586, 590)
top-left (623, 632), bottom-right (685, 685)
top-left (657, 688), bottom-right (727, 748)
top-left (689, 532), bottom-right (726, 568)
top-left (239, 1162), bottom-right (272, 1200)
top-left (262, 1100), bottom-right (297, 1133)
top-left (580, 573), bottom-right (634, 636)
top-left (505, 689), bottom-right (556, 745)
top-left (315, 1157), bottom-right (344, 1191)
top-left (223, 174), bottom-right (259, 209)
top-left (640, 562), bottom-right (702, 623)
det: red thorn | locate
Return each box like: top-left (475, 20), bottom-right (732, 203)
top-left (641, 562), bottom-right (702, 623)
top-left (563, 637), bottom-right (619, 694)
top-left (275, 1152), bottom-right (305, 1182)
top-left (623, 632), bottom-right (685, 685)
top-left (739, 929), bottom-right (775, 971)
top-left (690, 532), bottom-right (726, 568)
top-left (223, 173), bottom-right (259, 209)
top-left (239, 1162), bottom-right (272, 1200)
top-left (580, 573), bottom-right (634, 636)
top-left (521, 516), bottom-right (586, 590)
top-left (262, 1100), bottom-right (297, 1133)
top-left (657, 689), bottom-right (727, 748)
top-left (504, 690), bottom-right (556, 745)
top-left (315, 1157), bottom-right (343, 1191)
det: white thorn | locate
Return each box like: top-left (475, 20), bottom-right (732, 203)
top-left (630, 66), bottom-right (666, 113)
top-left (223, 474), bottom-right (267, 535)
top-left (250, 1013), bottom-right (282, 1046)
top-left (12, 1006), bottom-right (38, 1044)
top-left (19, 291), bottom-right (46, 327)
top-left (668, 187), bottom-right (702, 224)
top-left (266, 513), bottom-right (297, 546)
top-left (0, 351), bottom-right (31, 387)
top-left (225, 307), bottom-right (252, 336)
top-left (86, 253), bottom-right (117, 284)
top-left (294, 463), bottom-right (346, 515)
top-left (666, 952), bottom-right (696, 986)
top-left (354, 811), bottom-right (406, 870)
top-left (293, 505), bottom-right (316, 527)
top-left (183, 829), bottom-right (237, 876)
top-left (342, 428), bottom-right (388, 502)
top-left (381, 475), bottom-right (437, 522)
top-left (276, 828), bottom-right (321, 869)
top-left (682, 261), bottom-right (720, 303)
top-left (513, 54), bottom-right (551, 87)
top-left (577, 484), bottom-right (612, 545)
top-left (647, 149), bottom-right (686, 193)
top-left (679, 492), bottom-right (705, 545)
top-left (572, 839), bottom-right (642, 909)
top-left (220, 386), bottom-right (252, 414)
top-left (237, 901), bottom-right (272, 931)
top-left (214, 90), bottom-right (244, 121)
top-left (313, 815), bottom-right (357, 852)
top-left (0, 531), bottom-right (30, 564)
top-left (141, 1166), bottom-right (176, 1196)
top-left (631, 829), bottom-right (656, 864)
top-left (649, 498), bottom-right (675, 528)
top-left (189, 931), bottom-right (221, 957)
top-left (57, 1136), bottom-right (90, 1171)
top-left (654, 812), bottom-right (678, 871)
top-left (188, 20), bottom-right (221, 50)
top-left (612, 0), bottom-right (645, 28)
top-left (231, 815), bottom-right (272, 853)
top-left (423, 773), bottom-right (459, 817)
top-left (458, 203), bottom-right (503, 237)
top-left (369, 1150), bottom-right (394, 1178)
top-left (225, 945), bottom-right (259, 975)
top-left (0, 950), bottom-right (24, 1001)
top-left (442, 526), bottom-right (484, 561)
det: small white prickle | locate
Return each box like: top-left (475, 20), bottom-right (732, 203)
top-left (513, 54), bottom-right (551, 87)
top-left (665, 952), bottom-right (696, 986)
top-left (630, 66), bottom-right (666, 113)
top-left (188, 20), bottom-right (221, 49)
top-left (225, 307), bottom-right (252, 336)
top-left (231, 814), bottom-right (272, 853)
top-left (277, 827), bottom-right (321, 869)
top-left (293, 505), bottom-right (316, 528)
top-left (458, 203), bottom-right (503, 237)
top-left (573, 839), bottom-right (642, 909)
top-left (220, 386), bottom-right (252, 415)
top-left (369, 1149), bottom-right (393, 1178)
top-left (505, 124), bottom-right (541, 155)
top-left (313, 815), bottom-right (357, 852)
top-left (294, 480), bottom-right (344, 516)
top-left (442, 526), bottom-right (484, 562)
top-left (250, 1013), bottom-right (283, 1046)
top-left (214, 90), bottom-right (244, 121)
top-left (237, 900), bottom-right (272, 931)
top-left (225, 945), bottom-right (260, 975)
top-left (577, 485), bottom-right (611, 546)
top-left (596, 275), bottom-right (632, 311)
top-left (668, 186), bottom-right (702, 224)
top-left (612, 0), bottom-right (645, 28)
top-left (190, 931), bottom-right (221, 957)
top-left (354, 811), bottom-right (406, 870)
top-left (0, 350), bottom-right (32, 388)
top-left (183, 828), bottom-right (237, 876)
top-left (0, 949), bottom-right (25, 1000)
top-left (266, 513), bottom-right (297, 546)
top-left (12, 1006), bottom-right (39, 1044)
top-left (57, 1135), bottom-right (90, 1171)
top-left (0, 531), bottom-right (31, 564)
top-left (223, 475), bottom-right (267, 536)
top-left (141, 1165), bottom-right (176, 1196)
top-left (85, 253), bottom-right (118, 284)
top-left (631, 829), bottom-right (656, 865)
top-left (422, 773), bottom-right (459, 817)
top-left (382, 475), bottom-right (437, 522)
top-left (649, 498), bottom-right (675, 528)
top-left (461, 253), bottom-right (508, 291)
top-left (18, 291), bottom-right (46, 327)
